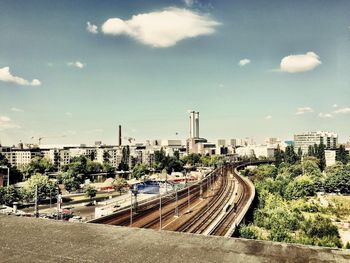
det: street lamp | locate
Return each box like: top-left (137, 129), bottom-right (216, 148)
top-left (0, 166), bottom-right (10, 186)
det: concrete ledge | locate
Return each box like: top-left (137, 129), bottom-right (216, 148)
top-left (1, 215), bottom-right (350, 263)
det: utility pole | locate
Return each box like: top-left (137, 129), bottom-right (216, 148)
top-left (49, 188), bottom-right (52, 209)
top-left (57, 187), bottom-right (62, 220)
top-left (175, 185), bottom-right (179, 217)
top-left (130, 191), bottom-right (133, 226)
top-left (159, 191), bottom-right (162, 230)
top-left (34, 185), bottom-right (39, 218)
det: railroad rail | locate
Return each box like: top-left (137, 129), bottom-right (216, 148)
top-left (90, 161), bottom-right (269, 238)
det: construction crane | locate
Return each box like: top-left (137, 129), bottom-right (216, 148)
top-left (123, 137), bottom-right (135, 144)
top-left (31, 135), bottom-right (66, 145)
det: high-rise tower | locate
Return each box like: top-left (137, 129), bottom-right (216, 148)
top-left (189, 111), bottom-right (199, 139)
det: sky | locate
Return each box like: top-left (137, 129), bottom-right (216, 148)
top-left (0, 0), bottom-right (350, 145)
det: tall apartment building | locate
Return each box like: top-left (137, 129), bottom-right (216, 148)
top-left (294, 131), bottom-right (338, 154)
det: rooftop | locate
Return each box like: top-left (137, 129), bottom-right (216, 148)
top-left (1, 214), bottom-right (350, 263)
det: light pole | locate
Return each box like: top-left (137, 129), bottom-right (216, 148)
top-left (175, 184), bottom-right (179, 217)
top-left (0, 166), bottom-right (10, 186)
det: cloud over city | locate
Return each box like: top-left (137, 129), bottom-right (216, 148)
top-left (239, 58), bottom-right (251, 67)
top-left (296, 107), bottom-right (314, 115)
top-left (86, 22), bottom-right (98, 34)
top-left (0, 116), bottom-right (19, 130)
top-left (280, 52), bottom-right (321, 73)
top-left (101, 7), bottom-right (220, 47)
top-left (0, 67), bottom-right (41, 86)
top-left (67, 61), bottom-right (85, 69)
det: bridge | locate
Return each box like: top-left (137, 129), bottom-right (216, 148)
top-left (1, 214), bottom-right (349, 262)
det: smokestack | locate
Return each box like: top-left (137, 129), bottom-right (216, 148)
top-left (118, 125), bottom-right (122, 146)
top-left (189, 111), bottom-right (195, 138)
top-left (195, 112), bottom-right (199, 138)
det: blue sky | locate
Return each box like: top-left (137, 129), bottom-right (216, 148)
top-left (0, 0), bottom-right (350, 145)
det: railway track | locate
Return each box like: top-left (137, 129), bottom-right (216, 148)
top-left (175, 167), bottom-right (233, 234)
top-left (209, 167), bottom-right (250, 236)
top-left (92, 168), bottom-right (220, 227)
top-left (91, 162), bottom-right (258, 238)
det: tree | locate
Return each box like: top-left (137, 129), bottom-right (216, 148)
top-left (239, 224), bottom-right (260, 239)
top-left (336, 145), bottom-right (348, 165)
top-left (60, 172), bottom-right (80, 192)
top-left (0, 185), bottom-right (21, 205)
top-left (118, 146), bottom-right (130, 171)
top-left (181, 153), bottom-right (201, 166)
top-left (285, 175), bottom-right (316, 200)
top-left (103, 162), bottom-right (115, 175)
top-left (24, 173), bottom-right (58, 201)
top-left (297, 147), bottom-right (303, 160)
top-left (317, 143), bottom-right (326, 171)
top-left (113, 178), bottom-right (128, 194)
top-left (284, 146), bottom-right (298, 165)
top-left (274, 145), bottom-right (283, 167)
top-left (0, 153), bottom-right (23, 184)
top-left (86, 160), bottom-right (103, 174)
top-left (132, 163), bottom-right (148, 179)
top-left (22, 156), bottom-right (54, 179)
top-left (84, 185), bottom-right (97, 200)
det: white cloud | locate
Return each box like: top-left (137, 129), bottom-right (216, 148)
top-left (296, 107), bottom-right (314, 115)
top-left (86, 21), bottom-right (98, 34)
top-left (0, 67), bottom-right (41, 86)
top-left (265, 115), bottom-right (272, 120)
top-left (11, 107), bottom-right (24, 112)
top-left (332, 104), bottom-right (338, 108)
top-left (333, 107), bottom-right (350, 114)
top-left (65, 112), bottom-right (73, 117)
top-left (183, 0), bottom-right (195, 7)
top-left (67, 61), bottom-right (85, 69)
top-left (318, 113), bottom-right (333, 118)
top-left (280, 52), bottom-right (321, 73)
top-left (239, 58), bottom-right (251, 67)
top-left (101, 7), bottom-right (220, 48)
top-left (0, 116), bottom-right (19, 130)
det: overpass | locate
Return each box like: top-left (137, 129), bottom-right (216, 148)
top-left (0, 214), bottom-right (349, 262)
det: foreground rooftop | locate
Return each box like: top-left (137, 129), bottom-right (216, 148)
top-left (1, 215), bottom-right (349, 263)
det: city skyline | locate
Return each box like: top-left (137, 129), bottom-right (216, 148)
top-left (1, 0), bottom-right (350, 145)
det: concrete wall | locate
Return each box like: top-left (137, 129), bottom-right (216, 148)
top-left (1, 215), bottom-right (350, 263)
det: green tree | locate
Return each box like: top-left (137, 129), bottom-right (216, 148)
top-left (60, 171), bottom-right (80, 192)
top-left (118, 146), bottom-right (130, 171)
top-left (84, 185), bottom-right (97, 200)
top-left (23, 156), bottom-right (54, 179)
top-left (284, 146), bottom-right (298, 165)
top-left (317, 143), bottom-right (326, 171)
top-left (86, 160), bottom-right (103, 174)
top-left (285, 175), bottom-right (316, 200)
top-left (113, 177), bottom-right (128, 194)
top-left (239, 224), bottom-right (260, 239)
top-left (132, 163), bottom-right (148, 179)
top-left (0, 185), bottom-right (21, 205)
top-left (336, 145), bottom-right (348, 165)
top-left (103, 162), bottom-right (115, 175)
top-left (274, 145), bottom-right (283, 167)
top-left (181, 153), bottom-right (201, 166)
top-left (24, 173), bottom-right (58, 201)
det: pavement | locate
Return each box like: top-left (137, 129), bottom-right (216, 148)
top-left (1, 214), bottom-right (350, 263)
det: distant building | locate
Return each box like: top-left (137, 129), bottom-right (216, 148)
top-left (217, 139), bottom-right (226, 147)
top-left (325, 150), bottom-right (336, 167)
top-left (294, 131), bottom-right (338, 154)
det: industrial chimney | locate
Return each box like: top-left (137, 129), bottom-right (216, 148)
top-left (118, 125), bottom-right (122, 146)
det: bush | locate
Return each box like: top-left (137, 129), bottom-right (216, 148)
top-left (239, 224), bottom-right (260, 240)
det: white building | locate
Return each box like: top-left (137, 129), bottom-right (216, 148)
top-left (294, 131), bottom-right (338, 154)
top-left (325, 150), bottom-right (336, 167)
